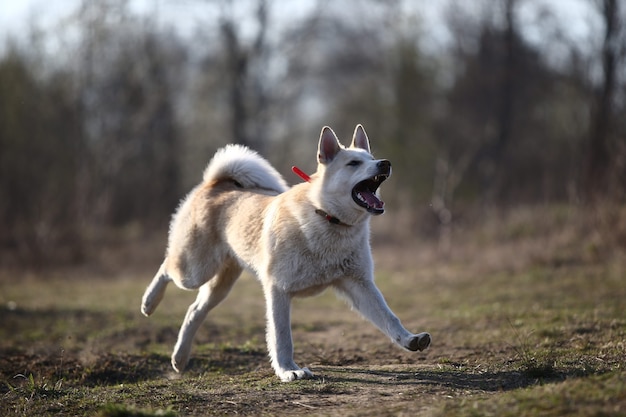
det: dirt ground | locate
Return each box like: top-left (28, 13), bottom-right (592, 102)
top-left (1, 207), bottom-right (626, 416)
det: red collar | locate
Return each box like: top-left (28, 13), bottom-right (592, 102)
top-left (292, 166), bottom-right (351, 227)
top-left (314, 209), bottom-right (351, 226)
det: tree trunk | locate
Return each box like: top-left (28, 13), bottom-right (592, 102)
top-left (584, 0), bottom-right (619, 201)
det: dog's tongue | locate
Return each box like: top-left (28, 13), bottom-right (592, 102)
top-left (358, 190), bottom-right (384, 210)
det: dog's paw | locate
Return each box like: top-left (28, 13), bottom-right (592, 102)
top-left (406, 332), bottom-right (431, 352)
top-left (278, 367), bottom-right (313, 382)
top-left (140, 300), bottom-right (155, 316)
top-left (141, 291), bottom-right (162, 316)
top-left (140, 273), bottom-right (169, 316)
top-left (171, 350), bottom-right (190, 373)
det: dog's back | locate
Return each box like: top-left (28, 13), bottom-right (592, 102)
top-left (141, 145), bottom-right (289, 315)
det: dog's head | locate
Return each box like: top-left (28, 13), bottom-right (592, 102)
top-left (314, 125), bottom-right (391, 217)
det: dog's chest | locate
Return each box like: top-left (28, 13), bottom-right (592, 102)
top-left (313, 248), bottom-right (361, 278)
top-left (268, 230), bottom-right (370, 295)
top-left (260, 199), bottom-right (373, 294)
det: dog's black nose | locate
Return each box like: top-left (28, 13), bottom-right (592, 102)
top-left (377, 160), bottom-right (391, 170)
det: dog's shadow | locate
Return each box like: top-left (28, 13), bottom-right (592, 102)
top-left (314, 366), bottom-right (555, 393)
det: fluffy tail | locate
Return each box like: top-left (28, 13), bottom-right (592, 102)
top-left (203, 144), bottom-right (288, 193)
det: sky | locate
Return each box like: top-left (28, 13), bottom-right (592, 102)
top-left (0, 0), bottom-right (597, 58)
top-left (0, 0), bottom-right (313, 39)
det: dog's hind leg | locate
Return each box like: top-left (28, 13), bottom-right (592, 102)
top-left (171, 258), bottom-right (243, 373)
top-left (141, 261), bottom-right (171, 316)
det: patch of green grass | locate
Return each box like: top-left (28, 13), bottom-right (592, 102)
top-left (97, 403), bottom-right (177, 417)
top-left (505, 319), bottom-right (560, 380)
top-left (435, 370), bottom-right (626, 417)
top-left (1, 214), bottom-right (625, 416)
top-left (5, 373), bottom-right (65, 401)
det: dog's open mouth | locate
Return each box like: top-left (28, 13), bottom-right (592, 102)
top-left (352, 174), bottom-right (388, 215)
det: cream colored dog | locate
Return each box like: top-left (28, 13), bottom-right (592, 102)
top-left (141, 125), bottom-right (431, 382)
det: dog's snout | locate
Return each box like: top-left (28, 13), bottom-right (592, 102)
top-left (377, 160), bottom-right (391, 171)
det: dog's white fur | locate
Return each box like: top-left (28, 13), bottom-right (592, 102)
top-left (141, 125), bottom-right (430, 382)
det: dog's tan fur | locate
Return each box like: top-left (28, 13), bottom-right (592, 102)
top-left (141, 125), bottom-right (430, 382)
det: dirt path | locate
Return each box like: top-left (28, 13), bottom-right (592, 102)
top-left (1, 233), bottom-right (625, 416)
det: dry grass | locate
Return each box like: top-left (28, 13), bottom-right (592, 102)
top-left (1, 204), bottom-right (625, 416)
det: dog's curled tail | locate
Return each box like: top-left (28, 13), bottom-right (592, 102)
top-left (203, 144), bottom-right (288, 193)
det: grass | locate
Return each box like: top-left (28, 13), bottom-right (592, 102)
top-left (97, 403), bottom-right (177, 417)
top-left (1, 205), bottom-right (625, 416)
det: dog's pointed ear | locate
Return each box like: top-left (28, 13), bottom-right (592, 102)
top-left (351, 124), bottom-right (371, 153)
top-left (318, 126), bottom-right (341, 164)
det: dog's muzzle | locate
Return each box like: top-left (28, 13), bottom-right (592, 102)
top-left (352, 160), bottom-right (391, 215)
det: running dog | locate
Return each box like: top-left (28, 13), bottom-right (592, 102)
top-left (141, 125), bottom-right (431, 382)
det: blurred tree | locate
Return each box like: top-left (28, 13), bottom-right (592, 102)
top-left (0, 0), bottom-right (187, 265)
top-left (389, 37), bottom-right (438, 201)
top-left (440, 0), bottom-right (583, 204)
top-left (1, 0), bottom-right (624, 267)
top-left (583, 0), bottom-right (625, 201)
top-left (0, 49), bottom-right (82, 264)
top-left (185, 0), bottom-right (286, 178)
top-left (74, 0), bottom-right (184, 227)
top-left (213, 0), bottom-right (271, 153)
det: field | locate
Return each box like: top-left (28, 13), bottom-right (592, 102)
top-left (1, 206), bottom-right (625, 416)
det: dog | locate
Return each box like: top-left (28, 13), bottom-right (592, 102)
top-left (141, 125), bottom-right (431, 382)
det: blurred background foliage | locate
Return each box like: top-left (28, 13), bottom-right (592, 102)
top-left (0, 0), bottom-right (624, 266)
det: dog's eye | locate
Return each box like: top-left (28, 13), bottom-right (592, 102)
top-left (347, 160), bottom-right (362, 167)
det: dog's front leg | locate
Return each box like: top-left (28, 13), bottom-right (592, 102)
top-left (335, 278), bottom-right (431, 352)
top-left (263, 284), bottom-right (313, 382)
